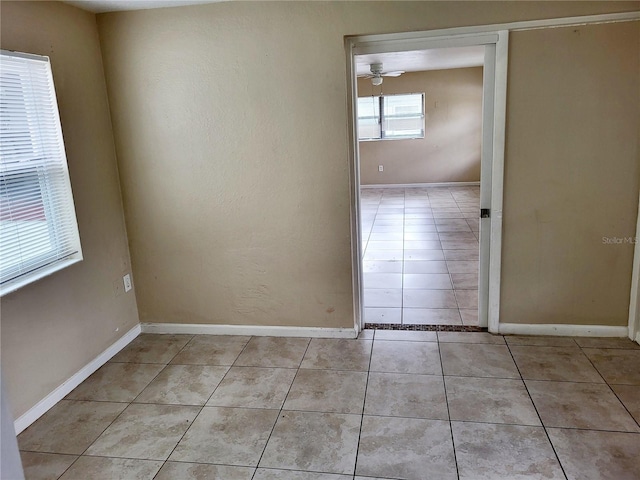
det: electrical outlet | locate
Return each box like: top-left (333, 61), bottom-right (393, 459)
top-left (378, 165), bottom-right (384, 172)
top-left (123, 274), bottom-right (132, 293)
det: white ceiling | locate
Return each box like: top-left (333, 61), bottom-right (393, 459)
top-left (356, 46), bottom-right (485, 76)
top-left (64, 0), bottom-right (227, 13)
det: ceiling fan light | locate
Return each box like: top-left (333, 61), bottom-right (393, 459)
top-left (371, 76), bottom-right (383, 86)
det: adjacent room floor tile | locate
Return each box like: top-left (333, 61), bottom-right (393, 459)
top-left (300, 339), bottom-right (372, 371)
top-left (110, 334), bottom-right (193, 364)
top-left (234, 337), bottom-right (310, 368)
top-left (170, 335), bottom-right (249, 366)
top-left (403, 273), bottom-right (452, 289)
top-left (19, 452), bottom-right (77, 480)
top-left (370, 340), bottom-right (442, 375)
top-left (86, 403), bottom-right (200, 460)
top-left (363, 288), bottom-right (403, 308)
top-left (452, 422), bottom-right (565, 480)
top-left (364, 372), bottom-right (448, 420)
top-left (582, 348), bottom-right (640, 385)
top-left (440, 343), bottom-right (519, 378)
top-left (364, 307), bottom-right (401, 324)
top-left (525, 380), bottom-right (639, 432)
top-left (445, 377), bottom-right (540, 425)
top-left (18, 400), bottom-right (127, 455)
top-left (510, 346), bottom-right (604, 382)
top-left (402, 308), bottom-right (462, 325)
top-left (169, 406), bottom-right (279, 466)
top-left (363, 273), bottom-right (402, 289)
top-left (450, 273), bottom-right (478, 289)
top-left (66, 362), bottom-right (164, 402)
top-left (459, 309), bottom-right (479, 325)
top-left (547, 428), bottom-right (640, 480)
top-left (283, 369), bottom-right (367, 414)
top-left (134, 364), bottom-right (229, 406)
top-left (207, 366), bottom-right (296, 409)
top-left (402, 260), bottom-right (448, 273)
top-left (356, 416), bottom-right (457, 480)
top-left (58, 456), bottom-right (162, 480)
top-left (454, 289), bottom-right (478, 309)
top-left (259, 411), bottom-right (360, 475)
top-left (362, 260), bottom-right (403, 273)
top-left (403, 289), bottom-right (457, 308)
top-left (155, 462), bottom-right (255, 480)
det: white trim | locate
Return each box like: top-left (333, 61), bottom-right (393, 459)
top-left (487, 31), bottom-right (509, 334)
top-left (141, 323), bottom-right (358, 339)
top-left (360, 182), bottom-right (480, 189)
top-left (13, 324), bottom-right (141, 434)
top-left (498, 323), bottom-right (629, 338)
top-left (628, 193), bottom-right (640, 341)
top-left (350, 12), bottom-right (640, 46)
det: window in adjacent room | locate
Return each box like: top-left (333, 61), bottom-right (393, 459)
top-left (0, 50), bottom-right (82, 296)
top-left (357, 93), bottom-right (425, 141)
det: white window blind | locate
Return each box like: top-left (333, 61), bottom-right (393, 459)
top-left (0, 50), bottom-right (82, 296)
top-left (357, 93), bottom-right (425, 141)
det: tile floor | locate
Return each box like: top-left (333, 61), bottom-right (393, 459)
top-left (18, 331), bottom-right (640, 480)
top-left (361, 186), bottom-right (480, 326)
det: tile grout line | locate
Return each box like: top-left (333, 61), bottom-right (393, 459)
top-left (352, 333), bottom-right (376, 478)
top-left (436, 335), bottom-right (461, 480)
top-left (502, 340), bottom-right (570, 480)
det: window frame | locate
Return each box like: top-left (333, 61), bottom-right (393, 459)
top-left (0, 50), bottom-right (83, 296)
top-left (357, 92), bottom-right (425, 141)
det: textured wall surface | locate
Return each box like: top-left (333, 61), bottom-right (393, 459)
top-left (1, 1), bottom-right (139, 417)
top-left (358, 68), bottom-right (483, 185)
top-left (500, 21), bottom-right (639, 326)
top-left (96, 1), bottom-right (638, 330)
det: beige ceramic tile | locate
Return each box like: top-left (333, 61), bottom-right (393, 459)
top-left (505, 335), bottom-right (578, 347)
top-left (59, 456), bottom-right (162, 480)
top-left (364, 307), bottom-right (401, 324)
top-left (573, 337), bottom-right (640, 349)
top-left (610, 384), bottom-right (640, 423)
top-left (364, 372), bottom-right (448, 420)
top-left (18, 400), bottom-right (127, 455)
top-left (582, 348), bottom-right (640, 385)
top-left (450, 273), bottom-right (478, 289)
top-left (170, 335), bottom-right (249, 366)
top-left (459, 309), bottom-right (479, 325)
top-left (155, 462), bottom-right (255, 480)
top-left (402, 308), bottom-right (462, 325)
top-left (110, 334), bottom-right (193, 364)
top-left (445, 261), bottom-right (478, 274)
top-left (86, 403), bottom-right (200, 460)
top-left (509, 346), bottom-right (603, 382)
top-left (547, 428), bottom-right (640, 480)
top-left (66, 363), bottom-right (164, 402)
top-left (454, 289), bottom-right (478, 309)
top-left (170, 406), bottom-right (279, 466)
top-left (19, 452), bottom-right (77, 480)
top-left (300, 339), bottom-right (372, 371)
top-left (363, 288), bottom-right (403, 307)
top-left (253, 469), bottom-right (351, 479)
top-left (356, 416), bottom-right (457, 480)
top-left (283, 369), bottom-right (367, 414)
top-left (374, 330), bottom-right (437, 342)
top-left (207, 366), bottom-right (296, 409)
top-left (452, 422), bottom-right (565, 480)
top-left (403, 289), bottom-right (457, 308)
top-left (440, 343), bottom-right (519, 378)
top-left (235, 337), bottom-right (310, 368)
top-left (259, 411), bottom-right (361, 475)
top-left (134, 364), bottom-right (228, 405)
top-left (525, 380), bottom-right (639, 432)
top-left (445, 377), bottom-right (540, 425)
top-left (370, 340), bottom-right (442, 375)
top-left (357, 329), bottom-right (375, 340)
top-left (437, 331), bottom-right (505, 344)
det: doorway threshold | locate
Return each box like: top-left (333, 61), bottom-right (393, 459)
top-left (364, 323), bottom-right (487, 332)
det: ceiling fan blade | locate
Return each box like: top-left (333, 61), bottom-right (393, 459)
top-left (382, 71), bottom-right (405, 77)
top-left (357, 74), bottom-right (375, 78)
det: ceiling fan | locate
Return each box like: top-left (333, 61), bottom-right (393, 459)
top-left (359, 63), bottom-right (405, 86)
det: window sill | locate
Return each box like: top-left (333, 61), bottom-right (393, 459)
top-left (0, 256), bottom-right (83, 297)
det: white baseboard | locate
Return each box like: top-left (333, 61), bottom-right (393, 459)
top-left (361, 182), bottom-right (480, 189)
top-left (498, 322), bottom-right (629, 338)
top-left (141, 322), bottom-right (358, 339)
top-left (13, 324), bottom-right (141, 435)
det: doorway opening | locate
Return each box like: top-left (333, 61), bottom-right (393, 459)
top-left (346, 31), bottom-right (508, 335)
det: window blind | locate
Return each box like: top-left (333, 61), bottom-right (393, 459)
top-left (0, 50), bottom-right (82, 295)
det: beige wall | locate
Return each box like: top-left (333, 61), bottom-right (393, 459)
top-left (0, 1), bottom-right (139, 418)
top-left (501, 21), bottom-right (639, 326)
top-left (358, 68), bottom-right (483, 185)
top-left (96, 1), bottom-right (639, 331)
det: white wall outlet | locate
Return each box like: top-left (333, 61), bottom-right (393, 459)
top-left (123, 274), bottom-right (132, 293)
top-left (378, 165), bottom-right (384, 172)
